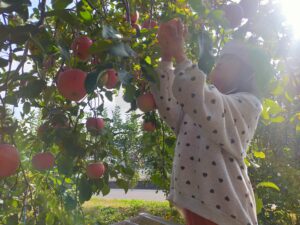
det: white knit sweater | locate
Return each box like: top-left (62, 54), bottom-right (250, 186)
top-left (150, 60), bottom-right (262, 225)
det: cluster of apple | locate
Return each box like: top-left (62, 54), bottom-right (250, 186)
top-left (0, 144), bottom-right (105, 180)
top-left (0, 144), bottom-right (53, 177)
top-left (136, 92), bottom-right (157, 132)
top-left (129, 11), bottom-right (158, 35)
top-left (0, 15), bottom-right (160, 180)
top-left (223, 0), bottom-right (259, 28)
top-left (128, 11), bottom-right (158, 132)
top-left (57, 36), bottom-right (119, 103)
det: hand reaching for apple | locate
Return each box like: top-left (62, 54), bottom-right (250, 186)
top-left (158, 19), bottom-right (188, 63)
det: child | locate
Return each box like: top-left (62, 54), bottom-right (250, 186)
top-left (150, 19), bottom-right (272, 225)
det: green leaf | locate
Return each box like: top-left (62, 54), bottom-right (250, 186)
top-left (165, 137), bottom-right (176, 148)
top-left (79, 177), bottom-right (93, 203)
top-left (188, 0), bottom-right (206, 15)
top-left (52, 0), bottom-right (73, 10)
top-left (284, 91), bottom-right (293, 103)
top-left (116, 179), bottom-right (129, 193)
top-left (263, 99), bottom-right (284, 115)
top-left (0, 57), bottom-right (8, 67)
top-left (20, 79), bottom-right (46, 99)
top-left (256, 181), bottom-right (280, 191)
top-left (64, 195), bottom-right (77, 210)
top-left (198, 51), bottom-right (215, 74)
top-left (85, 64), bottom-right (113, 94)
top-left (79, 10), bottom-right (92, 21)
top-left (123, 167), bottom-right (135, 177)
top-left (118, 71), bottom-right (133, 86)
top-left (46, 212), bottom-right (55, 225)
top-left (85, 70), bottom-right (102, 94)
top-left (270, 116), bottom-right (285, 123)
top-left (254, 151), bottom-right (266, 159)
top-left (140, 59), bottom-right (159, 83)
top-left (105, 91), bottom-right (113, 102)
top-left (4, 94), bottom-right (18, 106)
top-left (0, 24), bottom-right (38, 44)
top-left (23, 102), bottom-right (31, 114)
top-left (6, 214), bottom-right (18, 225)
top-left (255, 193), bottom-right (263, 215)
top-left (89, 40), bottom-right (113, 54)
top-left (101, 183), bottom-right (110, 196)
top-left (57, 156), bottom-right (74, 176)
top-left (109, 42), bottom-right (137, 58)
top-left (102, 25), bottom-right (123, 39)
top-left (46, 10), bottom-right (81, 27)
top-left (296, 124), bottom-right (300, 133)
top-left (145, 56), bottom-right (152, 65)
top-left (123, 84), bottom-right (136, 103)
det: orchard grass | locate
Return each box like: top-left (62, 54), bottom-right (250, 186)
top-left (83, 198), bottom-right (184, 225)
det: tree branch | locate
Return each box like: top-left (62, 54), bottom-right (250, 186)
top-left (36, 0), bottom-right (47, 27)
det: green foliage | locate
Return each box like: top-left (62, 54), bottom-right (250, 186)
top-left (0, 0), bottom-right (300, 224)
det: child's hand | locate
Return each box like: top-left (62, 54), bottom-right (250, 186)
top-left (158, 19), bottom-right (187, 63)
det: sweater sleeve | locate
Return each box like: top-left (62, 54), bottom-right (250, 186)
top-left (172, 59), bottom-right (262, 161)
top-left (149, 61), bottom-right (184, 135)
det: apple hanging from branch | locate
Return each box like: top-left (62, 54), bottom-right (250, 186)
top-left (103, 69), bottom-right (119, 89)
top-left (0, 144), bottom-right (20, 178)
top-left (71, 36), bottom-right (93, 61)
top-left (142, 19), bottom-right (158, 29)
top-left (32, 152), bottom-right (55, 171)
top-left (136, 93), bottom-right (156, 113)
top-left (57, 69), bottom-right (87, 102)
top-left (86, 117), bottom-right (105, 135)
top-left (143, 121), bottom-right (156, 132)
top-left (86, 162), bottom-right (106, 179)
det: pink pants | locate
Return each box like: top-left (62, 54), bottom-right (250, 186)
top-left (183, 209), bottom-right (218, 225)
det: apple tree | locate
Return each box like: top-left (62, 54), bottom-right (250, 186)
top-left (0, 0), bottom-right (299, 224)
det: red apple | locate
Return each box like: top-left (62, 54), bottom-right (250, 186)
top-left (104, 69), bottom-right (118, 89)
top-left (57, 69), bottom-right (87, 102)
top-left (71, 36), bottom-right (93, 61)
top-left (239, 0), bottom-right (259, 18)
top-left (223, 3), bottom-right (244, 28)
top-left (86, 162), bottom-right (105, 179)
top-left (143, 121), bottom-right (156, 132)
top-left (32, 152), bottom-right (55, 171)
top-left (86, 117), bottom-right (105, 133)
top-left (0, 144), bottom-right (20, 178)
top-left (131, 11), bottom-right (139, 24)
top-left (136, 93), bottom-right (156, 113)
top-left (142, 19), bottom-right (158, 29)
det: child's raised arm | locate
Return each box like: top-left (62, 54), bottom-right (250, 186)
top-left (149, 61), bottom-right (184, 135)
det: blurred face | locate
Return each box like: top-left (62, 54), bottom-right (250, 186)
top-left (209, 54), bottom-right (243, 94)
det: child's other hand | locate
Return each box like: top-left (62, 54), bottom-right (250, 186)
top-left (158, 19), bottom-right (187, 63)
